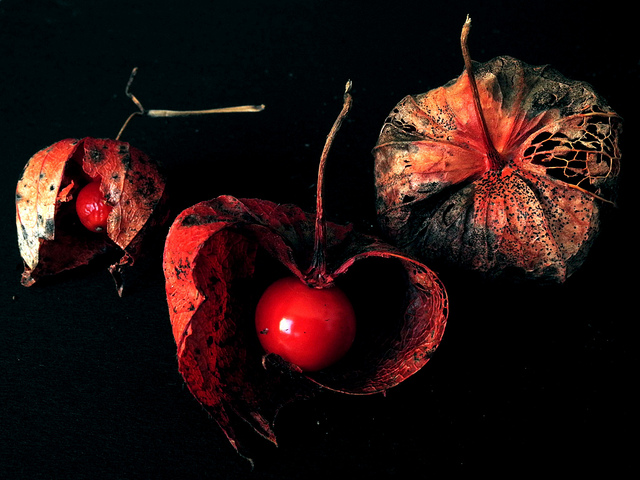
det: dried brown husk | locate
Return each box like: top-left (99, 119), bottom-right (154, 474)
top-left (373, 26), bottom-right (621, 283)
top-left (163, 194), bottom-right (448, 456)
top-left (16, 137), bottom-right (167, 293)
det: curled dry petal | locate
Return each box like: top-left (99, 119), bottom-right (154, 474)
top-left (162, 195), bottom-right (448, 454)
top-left (374, 41), bottom-right (621, 283)
top-left (16, 137), bottom-right (167, 293)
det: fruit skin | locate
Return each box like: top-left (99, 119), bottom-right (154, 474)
top-left (255, 276), bottom-right (356, 372)
top-left (75, 180), bottom-right (113, 232)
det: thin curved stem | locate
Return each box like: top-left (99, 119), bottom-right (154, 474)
top-left (115, 67), bottom-right (265, 140)
top-left (145, 105), bottom-right (265, 117)
top-left (308, 80), bottom-right (353, 285)
top-left (461, 15), bottom-right (504, 170)
top-left (115, 111), bottom-right (143, 141)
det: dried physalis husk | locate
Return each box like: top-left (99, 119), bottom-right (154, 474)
top-left (15, 67), bottom-right (264, 295)
top-left (163, 83), bottom-right (448, 461)
top-left (15, 137), bottom-right (167, 294)
top-left (373, 16), bottom-right (622, 283)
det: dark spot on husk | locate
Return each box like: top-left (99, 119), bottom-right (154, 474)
top-left (120, 153), bottom-right (132, 172)
top-left (137, 177), bottom-right (157, 199)
top-left (44, 217), bottom-right (55, 237)
top-left (181, 213), bottom-right (219, 227)
top-left (88, 147), bottom-right (105, 164)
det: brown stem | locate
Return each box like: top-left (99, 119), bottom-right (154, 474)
top-left (115, 67), bottom-right (265, 140)
top-left (308, 80), bottom-right (353, 286)
top-left (461, 15), bottom-right (504, 170)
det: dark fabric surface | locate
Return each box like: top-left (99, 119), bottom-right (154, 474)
top-left (1, 1), bottom-right (636, 478)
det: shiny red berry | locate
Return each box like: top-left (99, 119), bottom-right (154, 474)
top-left (75, 180), bottom-right (113, 232)
top-left (255, 276), bottom-right (356, 372)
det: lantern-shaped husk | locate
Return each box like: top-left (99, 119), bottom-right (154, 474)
top-left (162, 194), bottom-right (448, 453)
top-left (373, 54), bottom-right (621, 283)
top-left (16, 137), bottom-right (167, 293)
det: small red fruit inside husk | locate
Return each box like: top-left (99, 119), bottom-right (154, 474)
top-left (15, 67), bottom-right (264, 295)
top-left (373, 16), bottom-right (622, 283)
top-left (16, 137), bottom-right (167, 294)
top-left (162, 83), bottom-right (448, 459)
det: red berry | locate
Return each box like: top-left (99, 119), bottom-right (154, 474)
top-left (255, 276), bottom-right (356, 372)
top-left (75, 180), bottom-right (113, 232)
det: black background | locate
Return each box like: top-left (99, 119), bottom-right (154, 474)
top-left (1, 1), bottom-right (636, 478)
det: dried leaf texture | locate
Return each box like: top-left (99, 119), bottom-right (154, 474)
top-left (374, 56), bottom-right (621, 282)
top-left (163, 195), bottom-right (448, 454)
top-left (16, 138), bottom-right (167, 290)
